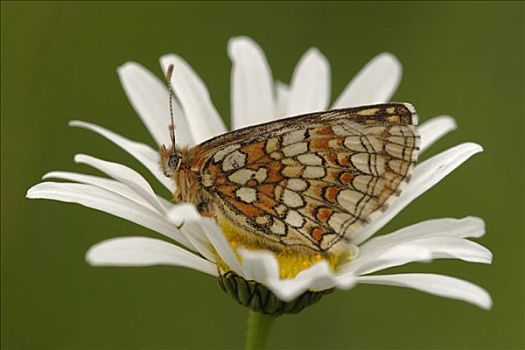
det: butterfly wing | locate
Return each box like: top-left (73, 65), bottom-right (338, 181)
top-left (190, 103), bottom-right (420, 253)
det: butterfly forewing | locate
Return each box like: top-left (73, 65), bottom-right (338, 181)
top-left (189, 103), bottom-right (420, 253)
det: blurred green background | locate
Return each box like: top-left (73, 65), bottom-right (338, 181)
top-left (2, 1), bottom-right (524, 349)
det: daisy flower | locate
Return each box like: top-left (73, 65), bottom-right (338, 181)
top-left (26, 37), bottom-right (492, 318)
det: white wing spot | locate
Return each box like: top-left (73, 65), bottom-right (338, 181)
top-left (256, 216), bottom-right (270, 225)
top-left (350, 153), bottom-right (372, 174)
top-left (388, 135), bottom-right (408, 145)
top-left (282, 189), bottom-right (304, 208)
top-left (320, 233), bottom-right (340, 250)
top-left (223, 150), bottom-right (247, 171)
top-left (214, 144), bottom-right (240, 162)
top-left (337, 189), bottom-right (377, 216)
top-left (236, 187), bottom-right (257, 203)
top-left (366, 136), bottom-right (384, 152)
top-left (270, 152), bottom-right (283, 160)
top-left (229, 169), bottom-right (254, 185)
top-left (285, 210), bottom-right (304, 228)
top-left (328, 212), bottom-right (353, 233)
top-left (266, 137), bottom-right (280, 153)
top-left (282, 166), bottom-right (304, 178)
top-left (298, 153), bottom-right (323, 165)
top-left (351, 175), bottom-right (380, 195)
top-left (282, 130), bottom-right (305, 146)
top-left (357, 108), bottom-right (379, 116)
top-left (282, 142), bottom-right (308, 157)
top-left (303, 166), bottom-right (325, 178)
top-left (254, 168), bottom-right (268, 182)
top-left (270, 219), bottom-right (286, 235)
top-left (333, 124), bottom-right (358, 136)
top-left (275, 204), bottom-right (287, 216)
top-left (385, 142), bottom-right (408, 160)
top-left (282, 158), bottom-right (300, 166)
top-left (336, 189), bottom-right (360, 212)
top-left (388, 125), bottom-right (408, 136)
top-left (228, 167), bottom-right (268, 185)
top-left (274, 186), bottom-right (284, 201)
top-left (344, 136), bottom-right (367, 152)
top-left (287, 178), bottom-right (308, 191)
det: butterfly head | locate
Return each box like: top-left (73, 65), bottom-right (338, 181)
top-left (160, 145), bottom-right (182, 177)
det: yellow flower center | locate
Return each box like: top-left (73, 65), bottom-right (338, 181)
top-left (215, 217), bottom-right (358, 278)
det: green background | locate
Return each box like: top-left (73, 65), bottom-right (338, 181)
top-left (2, 1), bottom-right (524, 349)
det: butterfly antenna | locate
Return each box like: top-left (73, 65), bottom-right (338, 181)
top-left (165, 64), bottom-right (176, 151)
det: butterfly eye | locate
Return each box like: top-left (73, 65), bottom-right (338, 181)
top-left (168, 153), bottom-right (181, 171)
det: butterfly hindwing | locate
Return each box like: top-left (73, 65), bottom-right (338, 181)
top-left (190, 103), bottom-right (420, 252)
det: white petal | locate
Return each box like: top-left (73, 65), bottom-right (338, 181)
top-left (166, 204), bottom-right (216, 262)
top-left (239, 249), bottom-right (280, 282)
top-left (86, 236), bottom-right (217, 276)
top-left (69, 120), bottom-right (173, 191)
top-left (179, 221), bottom-right (217, 263)
top-left (293, 260), bottom-right (356, 291)
top-left (342, 237), bottom-right (492, 276)
top-left (167, 203), bottom-right (202, 226)
top-left (26, 182), bottom-right (193, 249)
top-left (240, 250), bottom-right (355, 302)
top-left (43, 171), bottom-right (156, 211)
top-left (353, 143), bottom-right (484, 244)
top-left (356, 273), bottom-right (492, 310)
top-left (75, 154), bottom-right (165, 214)
top-left (44, 171), bottom-right (178, 217)
top-left (43, 171), bottom-right (209, 262)
top-left (275, 262), bottom-right (356, 302)
top-left (160, 54), bottom-right (226, 143)
top-left (117, 62), bottom-right (169, 146)
top-left (332, 53), bottom-right (401, 108)
top-left (358, 217), bottom-right (486, 256)
top-left (241, 251), bottom-right (317, 301)
top-left (266, 262), bottom-right (331, 302)
top-left (418, 115), bottom-right (457, 153)
top-left (286, 48), bottom-right (330, 116)
top-left (199, 219), bottom-right (244, 276)
top-left (275, 81), bottom-right (290, 118)
top-left (228, 36), bottom-right (275, 129)
top-left (117, 62), bottom-right (194, 147)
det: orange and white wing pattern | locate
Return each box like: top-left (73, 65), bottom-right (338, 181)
top-left (191, 103), bottom-right (420, 253)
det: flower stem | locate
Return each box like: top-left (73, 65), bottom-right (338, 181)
top-left (245, 311), bottom-right (275, 350)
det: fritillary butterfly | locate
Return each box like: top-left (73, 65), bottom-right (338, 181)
top-left (160, 99), bottom-right (420, 256)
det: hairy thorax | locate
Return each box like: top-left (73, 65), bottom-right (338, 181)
top-left (170, 148), bottom-right (206, 208)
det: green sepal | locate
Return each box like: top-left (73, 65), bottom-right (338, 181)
top-left (218, 271), bottom-right (327, 316)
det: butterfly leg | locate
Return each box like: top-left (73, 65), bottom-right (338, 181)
top-left (196, 198), bottom-right (217, 219)
top-left (199, 211), bottom-right (216, 218)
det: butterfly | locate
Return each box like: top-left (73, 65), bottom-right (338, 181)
top-left (160, 66), bottom-right (420, 256)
